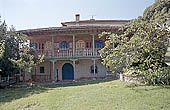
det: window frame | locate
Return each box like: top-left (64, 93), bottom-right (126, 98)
top-left (60, 41), bottom-right (69, 50)
top-left (95, 40), bottom-right (104, 48)
top-left (90, 65), bottom-right (98, 74)
top-left (40, 67), bottom-right (45, 73)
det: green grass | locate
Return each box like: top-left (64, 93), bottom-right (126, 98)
top-left (0, 79), bottom-right (170, 110)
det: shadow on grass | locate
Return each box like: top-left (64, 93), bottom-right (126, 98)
top-left (0, 78), bottom-right (114, 103)
top-left (47, 78), bottom-right (115, 88)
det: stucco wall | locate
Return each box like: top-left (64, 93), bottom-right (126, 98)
top-left (33, 61), bottom-right (51, 75)
top-left (33, 59), bottom-right (107, 81)
top-left (56, 59), bottom-right (106, 80)
top-left (75, 59), bottom-right (106, 79)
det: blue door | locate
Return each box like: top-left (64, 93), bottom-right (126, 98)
top-left (62, 63), bottom-right (74, 80)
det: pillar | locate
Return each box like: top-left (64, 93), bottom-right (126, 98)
top-left (73, 35), bottom-right (75, 56)
top-left (93, 59), bottom-right (96, 75)
top-left (71, 59), bottom-right (78, 80)
top-left (51, 36), bottom-right (54, 57)
top-left (92, 34), bottom-right (95, 56)
top-left (51, 60), bottom-right (56, 81)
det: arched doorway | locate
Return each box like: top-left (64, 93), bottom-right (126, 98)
top-left (62, 63), bottom-right (74, 80)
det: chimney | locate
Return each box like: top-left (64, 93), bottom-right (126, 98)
top-left (75, 14), bottom-right (80, 22)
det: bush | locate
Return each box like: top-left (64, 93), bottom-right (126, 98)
top-left (143, 67), bottom-right (170, 85)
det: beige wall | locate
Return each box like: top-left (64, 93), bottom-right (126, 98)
top-left (33, 59), bottom-right (107, 81)
top-left (75, 59), bottom-right (107, 79)
top-left (32, 59), bottom-right (107, 80)
top-left (32, 61), bottom-right (51, 76)
top-left (36, 59), bottom-right (106, 81)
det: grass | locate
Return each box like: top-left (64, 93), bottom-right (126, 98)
top-left (0, 79), bottom-right (170, 110)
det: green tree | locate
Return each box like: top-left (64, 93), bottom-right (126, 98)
top-left (10, 48), bottom-right (44, 81)
top-left (100, 0), bottom-right (170, 85)
top-left (0, 18), bottom-right (44, 79)
top-left (143, 0), bottom-right (170, 23)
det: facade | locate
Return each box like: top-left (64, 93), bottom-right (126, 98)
top-left (19, 14), bottom-right (129, 82)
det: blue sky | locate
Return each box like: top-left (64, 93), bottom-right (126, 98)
top-left (0, 0), bottom-right (155, 30)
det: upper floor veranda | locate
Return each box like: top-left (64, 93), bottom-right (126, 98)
top-left (28, 32), bottom-right (109, 59)
top-left (18, 15), bottom-right (129, 59)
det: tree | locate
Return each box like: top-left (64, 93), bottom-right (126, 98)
top-left (0, 18), bottom-right (44, 80)
top-left (10, 48), bottom-right (44, 81)
top-left (143, 0), bottom-right (170, 23)
top-left (100, 0), bottom-right (170, 85)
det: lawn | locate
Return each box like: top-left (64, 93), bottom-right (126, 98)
top-left (0, 79), bottom-right (170, 110)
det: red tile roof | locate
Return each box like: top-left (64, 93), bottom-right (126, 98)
top-left (61, 19), bottom-right (130, 25)
top-left (18, 25), bottom-right (123, 36)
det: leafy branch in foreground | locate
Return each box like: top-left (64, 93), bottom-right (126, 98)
top-left (100, 19), bottom-right (170, 85)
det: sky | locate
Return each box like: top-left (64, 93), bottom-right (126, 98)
top-left (0, 0), bottom-right (155, 30)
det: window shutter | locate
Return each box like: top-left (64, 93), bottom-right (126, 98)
top-left (54, 43), bottom-right (59, 48)
top-left (69, 43), bottom-right (72, 48)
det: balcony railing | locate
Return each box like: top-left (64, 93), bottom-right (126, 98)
top-left (37, 48), bottom-right (101, 58)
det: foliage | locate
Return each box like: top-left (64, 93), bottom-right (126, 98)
top-left (0, 18), bottom-right (44, 78)
top-left (100, 0), bottom-right (170, 85)
top-left (143, 0), bottom-right (170, 23)
top-left (10, 47), bottom-right (44, 80)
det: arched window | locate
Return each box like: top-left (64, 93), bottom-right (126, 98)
top-left (60, 41), bottom-right (69, 50)
top-left (90, 65), bottom-right (98, 73)
top-left (95, 40), bottom-right (104, 48)
top-left (30, 42), bottom-right (38, 50)
top-left (76, 40), bottom-right (85, 49)
top-left (45, 41), bottom-right (52, 50)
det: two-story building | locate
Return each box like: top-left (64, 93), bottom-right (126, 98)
top-left (19, 14), bottom-right (129, 82)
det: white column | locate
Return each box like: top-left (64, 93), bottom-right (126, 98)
top-left (93, 59), bottom-right (96, 75)
top-left (73, 60), bottom-right (76, 80)
top-left (73, 35), bottom-right (75, 56)
top-left (92, 34), bottom-right (95, 56)
top-left (51, 60), bottom-right (55, 81)
top-left (71, 59), bottom-right (77, 80)
top-left (51, 36), bottom-right (54, 57)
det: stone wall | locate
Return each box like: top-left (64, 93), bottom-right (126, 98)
top-left (120, 73), bottom-right (144, 83)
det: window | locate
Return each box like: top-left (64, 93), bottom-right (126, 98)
top-left (69, 43), bottom-right (73, 48)
top-left (40, 67), bottom-right (45, 73)
top-left (60, 41), bottom-right (69, 50)
top-left (95, 40), bottom-right (104, 48)
top-left (30, 42), bottom-right (38, 50)
top-left (54, 43), bottom-right (59, 48)
top-left (90, 65), bottom-right (98, 73)
top-left (76, 40), bottom-right (85, 49)
top-left (45, 41), bottom-right (52, 50)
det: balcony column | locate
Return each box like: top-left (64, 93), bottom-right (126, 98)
top-left (51, 35), bottom-right (54, 57)
top-left (92, 34), bottom-right (95, 56)
top-left (73, 35), bottom-right (75, 56)
top-left (92, 58), bottom-right (96, 78)
top-left (71, 59), bottom-right (78, 80)
top-left (51, 60), bottom-right (56, 81)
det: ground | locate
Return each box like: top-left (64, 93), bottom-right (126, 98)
top-left (0, 79), bottom-right (170, 110)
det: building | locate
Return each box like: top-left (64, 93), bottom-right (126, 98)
top-left (19, 14), bottom-right (129, 82)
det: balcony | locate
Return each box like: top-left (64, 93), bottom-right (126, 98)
top-left (37, 48), bottom-right (101, 59)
